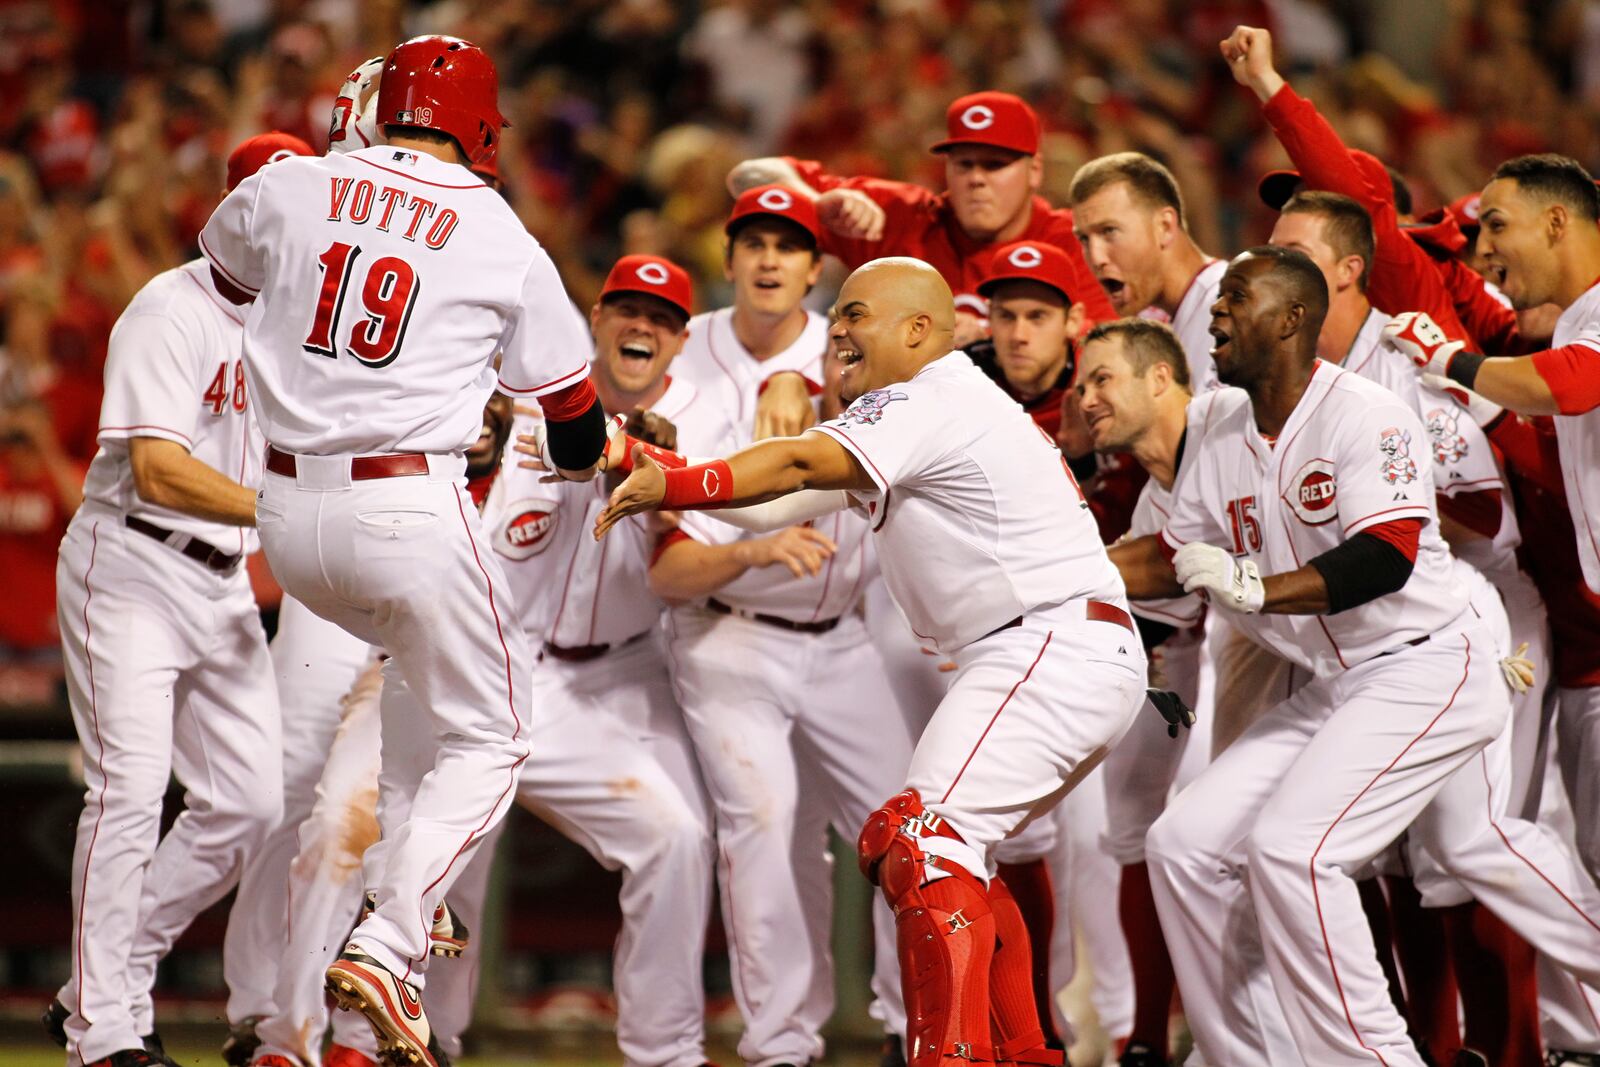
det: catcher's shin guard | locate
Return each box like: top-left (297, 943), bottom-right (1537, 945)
top-left (987, 875), bottom-right (1063, 1067)
top-left (860, 790), bottom-right (996, 1067)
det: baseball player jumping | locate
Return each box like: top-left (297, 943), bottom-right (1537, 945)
top-left (198, 35), bottom-right (607, 1066)
top-left (595, 256), bottom-right (1147, 1067)
top-left (47, 132), bottom-right (313, 1067)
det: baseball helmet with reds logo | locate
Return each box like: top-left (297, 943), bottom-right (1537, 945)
top-left (375, 35), bottom-right (507, 165)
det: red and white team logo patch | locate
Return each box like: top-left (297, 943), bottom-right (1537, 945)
top-left (494, 500), bottom-right (559, 560)
top-left (635, 262), bottom-right (670, 286)
top-left (840, 388), bottom-right (909, 425)
top-left (1285, 458), bottom-right (1338, 525)
top-left (1378, 426), bottom-right (1419, 485)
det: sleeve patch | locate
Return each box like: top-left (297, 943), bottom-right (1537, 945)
top-left (838, 387), bottom-right (909, 425)
top-left (1376, 425), bottom-right (1419, 485)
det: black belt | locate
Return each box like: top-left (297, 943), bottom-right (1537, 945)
top-left (543, 630), bottom-right (649, 663)
top-left (1379, 634), bottom-right (1431, 657)
top-left (125, 516), bottom-right (242, 573)
top-left (706, 597), bottom-right (841, 635)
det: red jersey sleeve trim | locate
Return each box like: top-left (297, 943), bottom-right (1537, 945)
top-left (1531, 342), bottom-right (1600, 415)
top-left (198, 233), bottom-right (259, 295)
top-left (498, 363), bottom-right (589, 397)
top-left (537, 377), bottom-right (598, 422)
top-left (98, 424), bottom-right (196, 448)
top-left (1359, 517), bottom-right (1423, 563)
top-left (1156, 529), bottom-right (1183, 562)
top-left (650, 527), bottom-right (692, 567)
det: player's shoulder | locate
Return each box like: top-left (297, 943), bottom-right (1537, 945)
top-left (1320, 359), bottom-right (1416, 414)
top-left (118, 259), bottom-right (240, 327)
top-left (1188, 384), bottom-right (1249, 434)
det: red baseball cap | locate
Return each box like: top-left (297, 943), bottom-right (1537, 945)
top-left (1257, 150), bottom-right (1392, 211)
top-left (977, 240), bottom-right (1078, 303)
top-left (1446, 191), bottom-right (1483, 235)
top-left (931, 91), bottom-right (1040, 156)
top-left (725, 184), bottom-right (821, 243)
top-left (600, 254), bottom-right (693, 321)
top-left (226, 131), bottom-right (314, 191)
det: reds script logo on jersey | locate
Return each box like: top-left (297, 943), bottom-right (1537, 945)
top-left (1286, 458), bottom-right (1338, 525)
top-left (842, 389), bottom-right (909, 425)
top-left (494, 500), bottom-right (559, 560)
top-left (1424, 406), bottom-right (1469, 465)
top-left (1378, 426), bottom-right (1418, 485)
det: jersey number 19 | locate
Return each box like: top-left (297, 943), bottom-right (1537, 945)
top-left (303, 241), bottom-right (420, 368)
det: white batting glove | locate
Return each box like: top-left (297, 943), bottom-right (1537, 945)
top-left (1384, 312), bottom-right (1467, 377)
top-left (1173, 542), bottom-right (1265, 614)
top-left (1420, 373), bottom-right (1504, 429)
top-left (329, 56), bottom-right (385, 154)
top-left (1499, 642), bottom-right (1537, 694)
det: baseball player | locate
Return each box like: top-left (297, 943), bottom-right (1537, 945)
top-left (595, 256), bottom-right (1148, 1067)
top-left (1111, 247), bottom-right (1600, 1066)
top-left (198, 35), bottom-right (608, 1064)
top-left (727, 91), bottom-right (1115, 344)
top-left (46, 131), bottom-right (313, 1067)
top-left (656, 186), bottom-right (910, 1066)
top-left (1072, 319), bottom-right (1207, 1067)
top-left (1068, 152), bottom-right (1227, 392)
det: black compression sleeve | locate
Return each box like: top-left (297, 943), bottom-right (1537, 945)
top-left (545, 397), bottom-right (607, 470)
top-left (1307, 532), bottom-right (1415, 614)
top-left (1445, 350), bottom-right (1486, 390)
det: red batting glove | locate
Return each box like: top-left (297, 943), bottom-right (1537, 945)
top-left (1383, 311), bottom-right (1466, 377)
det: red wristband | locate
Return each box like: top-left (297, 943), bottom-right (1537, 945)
top-left (662, 461), bottom-right (734, 509)
top-left (613, 436), bottom-right (688, 474)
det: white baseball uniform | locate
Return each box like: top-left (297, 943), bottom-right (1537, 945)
top-left (667, 307), bottom-right (912, 1066)
top-left (200, 143), bottom-right (592, 980)
top-left (55, 259), bottom-right (282, 1064)
top-left (475, 397), bottom-right (716, 1067)
top-left (1141, 259), bottom-right (1226, 393)
top-left (811, 350), bottom-right (1146, 874)
top-left (1546, 280), bottom-right (1600, 593)
top-left (1144, 367), bottom-right (1600, 1067)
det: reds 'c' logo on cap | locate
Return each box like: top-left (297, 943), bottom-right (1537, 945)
top-left (961, 104), bottom-right (996, 130)
top-left (1007, 245), bottom-right (1044, 269)
top-left (635, 262), bottom-right (670, 286)
top-left (267, 148), bottom-right (298, 165)
top-left (756, 188), bottom-right (794, 211)
top-left (1286, 458), bottom-right (1338, 525)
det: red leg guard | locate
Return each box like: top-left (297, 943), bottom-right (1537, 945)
top-left (1384, 876), bottom-right (1461, 1064)
top-left (862, 790), bottom-right (997, 1067)
top-left (988, 875), bottom-right (1064, 1067)
top-left (1445, 902), bottom-right (1543, 1067)
top-left (1119, 861), bottom-right (1176, 1056)
top-left (993, 861), bottom-right (1063, 1051)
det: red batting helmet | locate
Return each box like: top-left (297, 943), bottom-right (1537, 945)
top-left (375, 35), bottom-right (507, 166)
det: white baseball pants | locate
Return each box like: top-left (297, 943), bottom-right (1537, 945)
top-left (666, 607), bottom-right (911, 1067)
top-left (224, 595), bottom-right (375, 1030)
top-left (55, 507), bottom-right (282, 1064)
top-left (1148, 613), bottom-right (1600, 1067)
top-left (1557, 684), bottom-right (1600, 884)
top-left (256, 453), bottom-right (530, 980)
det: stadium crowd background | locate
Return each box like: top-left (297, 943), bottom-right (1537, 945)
top-left (2, 0), bottom-right (1600, 1043)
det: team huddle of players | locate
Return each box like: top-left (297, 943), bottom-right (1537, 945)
top-left (44, 21), bottom-right (1600, 1067)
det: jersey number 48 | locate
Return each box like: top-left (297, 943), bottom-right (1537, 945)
top-left (303, 241), bottom-right (419, 368)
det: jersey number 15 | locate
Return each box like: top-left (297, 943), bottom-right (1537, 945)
top-left (303, 241), bottom-right (420, 368)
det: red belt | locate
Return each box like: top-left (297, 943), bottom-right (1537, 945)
top-left (266, 446), bottom-right (430, 480)
top-left (987, 600), bottom-right (1135, 640)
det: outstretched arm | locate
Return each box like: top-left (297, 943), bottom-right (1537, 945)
top-left (595, 432), bottom-right (873, 540)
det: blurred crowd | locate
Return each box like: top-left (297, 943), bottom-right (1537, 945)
top-left (2, 0), bottom-right (1599, 664)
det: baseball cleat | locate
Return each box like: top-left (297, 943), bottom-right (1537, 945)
top-left (222, 1015), bottom-right (264, 1066)
top-left (326, 945), bottom-right (438, 1067)
top-left (142, 1032), bottom-right (180, 1067)
top-left (41, 997), bottom-right (68, 1046)
top-left (84, 1052), bottom-right (161, 1067)
top-left (364, 891), bottom-right (470, 958)
top-left (1118, 1043), bottom-right (1171, 1067)
top-left (325, 1045), bottom-right (380, 1067)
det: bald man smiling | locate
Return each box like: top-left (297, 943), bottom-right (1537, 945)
top-left (595, 256), bottom-right (1149, 1067)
